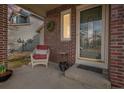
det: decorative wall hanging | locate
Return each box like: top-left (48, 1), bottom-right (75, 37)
top-left (46, 21), bottom-right (55, 32)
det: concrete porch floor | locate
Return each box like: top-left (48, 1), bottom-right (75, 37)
top-left (0, 62), bottom-right (92, 89)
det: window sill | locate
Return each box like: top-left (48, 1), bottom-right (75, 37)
top-left (8, 23), bottom-right (31, 26)
top-left (61, 39), bottom-right (71, 42)
top-left (76, 57), bottom-right (107, 69)
top-left (77, 57), bottom-right (104, 63)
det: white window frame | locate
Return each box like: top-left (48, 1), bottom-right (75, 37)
top-left (61, 9), bottom-right (71, 41)
top-left (76, 5), bottom-right (109, 69)
top-left (11, 15), bottom-right (30, 25)
top-left (17, 15), bottom-right (30, 24)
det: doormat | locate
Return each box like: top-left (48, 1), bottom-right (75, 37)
top-left (77, 64), bottom-right (103, 74)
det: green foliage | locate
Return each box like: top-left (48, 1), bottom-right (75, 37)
top-left (8, 57), bottom-right (30, 69)
top-left (0, 65), bottom-right (6, 74)
top-left (46, 21), bottom-right (55, 32)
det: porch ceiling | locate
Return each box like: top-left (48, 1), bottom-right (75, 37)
top-left (18, 4), bottom-right (62, 17)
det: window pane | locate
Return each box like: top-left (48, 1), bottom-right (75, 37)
top-left (19, 15), bottom-right (28, 23)
top-left (80, 6), bottom-right (102, 59)
top-left (12, 16), bottom-right (17, 24)
top-left (63, 13), bottom-right (71, 39)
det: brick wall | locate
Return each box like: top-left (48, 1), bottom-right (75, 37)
top-left (45, 5), bottom-right (77, 64)
top-left (109, 5), bottom-right (124, 88)
top-left (45, 4), bottom-right (124, 88)
top-left (0, 5), bottom-right (8, 64)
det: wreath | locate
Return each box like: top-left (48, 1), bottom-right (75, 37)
top-left (46, 21), bottom-right (55, 32)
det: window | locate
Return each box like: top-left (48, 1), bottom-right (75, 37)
top-left (11, 15), bottom-right (30, 24)
top-left (61, 9), bottom-right (71, 41)
top-left (80, 6), bottom-right (102, 60)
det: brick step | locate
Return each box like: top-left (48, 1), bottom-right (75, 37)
top-left (65, 64), bottom-right (111, 89)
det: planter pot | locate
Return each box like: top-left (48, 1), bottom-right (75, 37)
top-left (0, 70), bottom-right (13, 82)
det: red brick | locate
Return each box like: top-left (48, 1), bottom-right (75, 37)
top-left (111, 32), bottom-right (123, 35)
top-left (45, 5), bottom-right (77, 64)
top-left (109, 5), bottom-right (124, 88)
top-left (0, 4), bottom-right (7, 63)
top-left (111, 52), bottom-right (122, 55)
top-left (110, 46), bottom-right (123, 48)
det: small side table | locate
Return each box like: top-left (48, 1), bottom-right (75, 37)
top-left (58, 52), bottom-right (68, 73)
top-left (58, 52), bottom-right (68, 63)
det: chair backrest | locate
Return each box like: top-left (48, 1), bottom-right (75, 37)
top-left (36, 45), bottom-right (48, 50)
top-left (35, 45), bottom-right (49, 54)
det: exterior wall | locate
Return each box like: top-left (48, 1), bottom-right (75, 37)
top-left (8, 15), bottom-right (43, 53)
top-left (109, 5), bottom-right (124, 88)
top-left (0, 5), bottom-right (8, 63)
top-left (45, 4), bottom-right (124, 88)
top-left (45, 5), bottom-right (77, 64)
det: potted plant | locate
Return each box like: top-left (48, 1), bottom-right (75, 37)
top-left (0, 64), bottom-right (13, 82)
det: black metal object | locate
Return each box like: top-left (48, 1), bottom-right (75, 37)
top-left (0, 70), bottom-right (13, 82)
top-left (59, 62), bottom-right (70, 72)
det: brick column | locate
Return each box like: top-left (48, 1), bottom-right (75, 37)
top-left (109, 5), bottom-right (124, 88)
top-left (0, 5), bottom-right (8, 64)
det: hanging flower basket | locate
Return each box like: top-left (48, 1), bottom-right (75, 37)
top-left (46, 21), bottom-right (55, 32)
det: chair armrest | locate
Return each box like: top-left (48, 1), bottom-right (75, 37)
top-left (32, 48), bottom-right (36, 54)
top-left (46, 49), bottom-right (50, 59)
top-left (47, 49), bottom-right (50, 55)
top-left (31, 49), bottom-right (36, 60)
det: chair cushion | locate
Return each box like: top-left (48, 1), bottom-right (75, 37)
top-left (36, 45), bottom-right (48, 50)
top-left (33, 54), bottom-right (47, 59)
